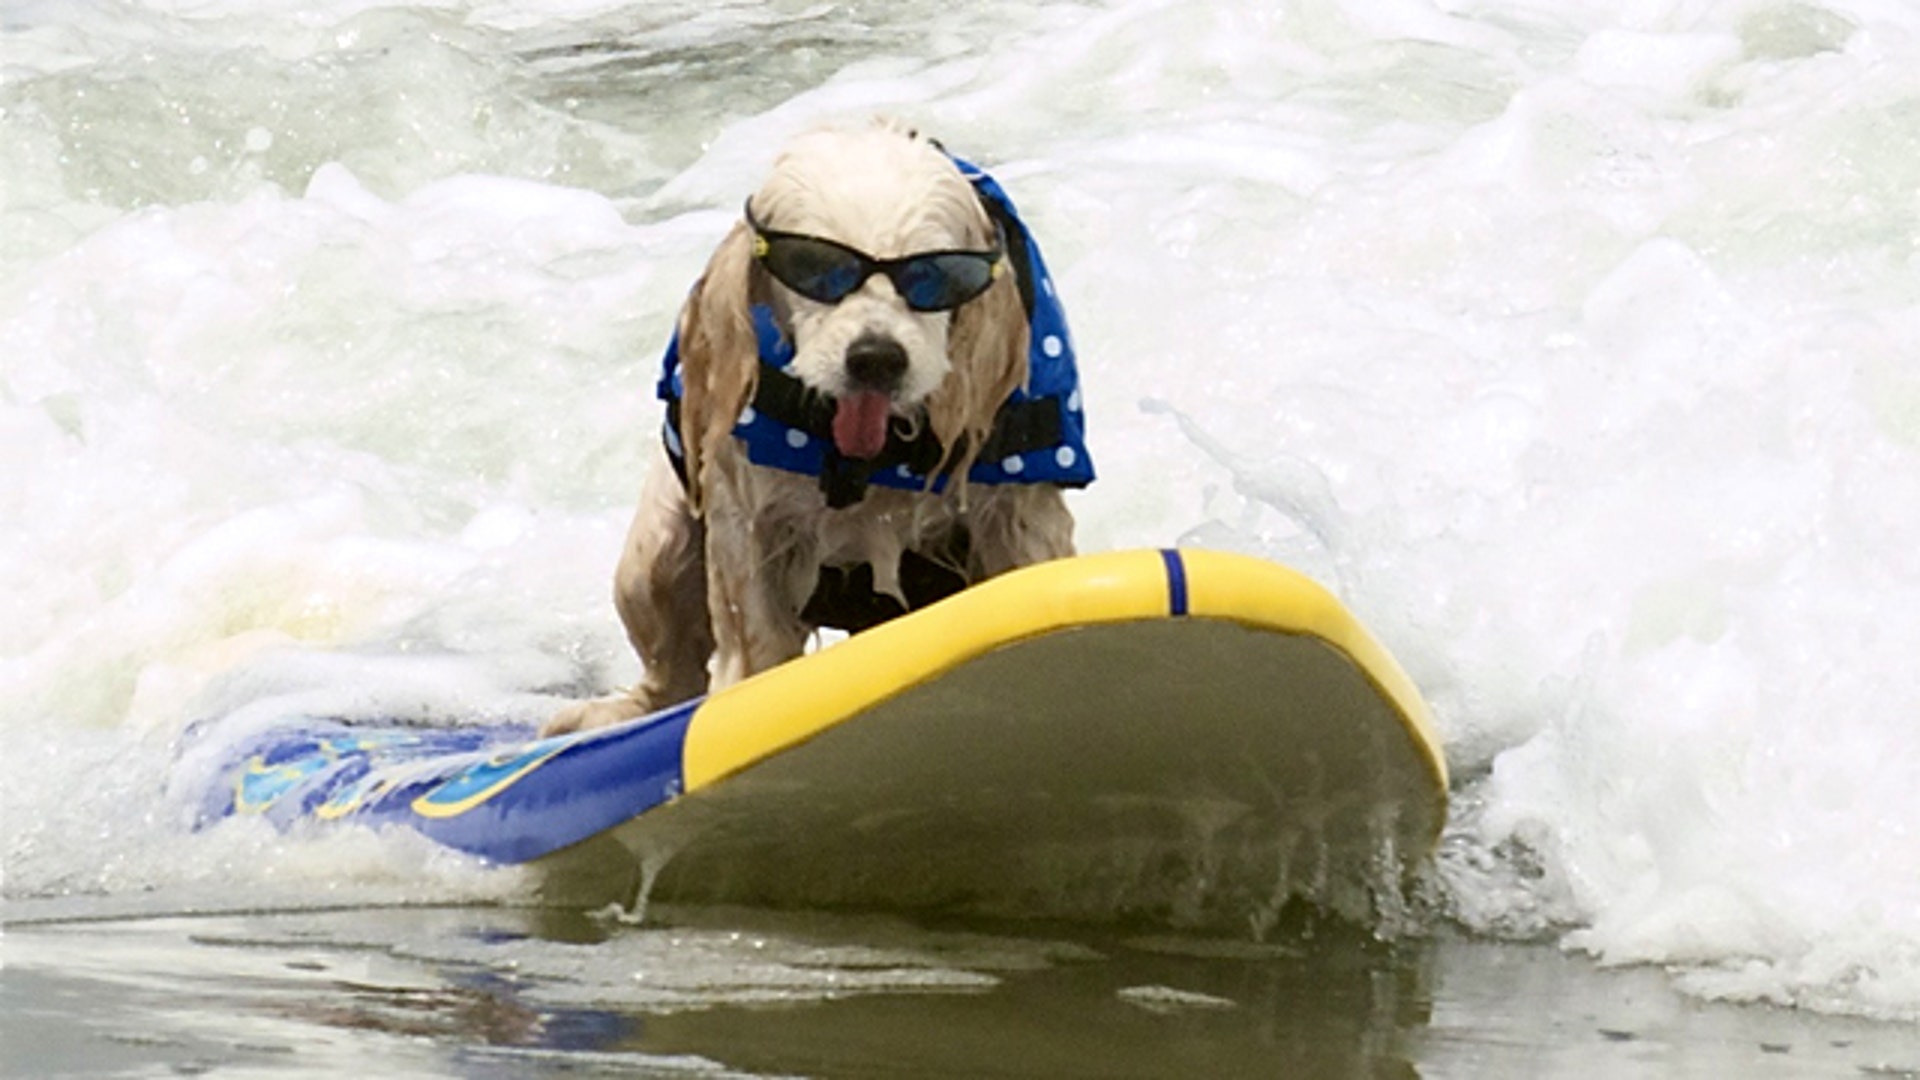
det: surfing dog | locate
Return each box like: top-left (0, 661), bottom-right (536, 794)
top-left (546, 122), bottom-right (1092, 735)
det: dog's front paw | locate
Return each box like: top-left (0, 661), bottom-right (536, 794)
top-left (540, 694), bottom-right (650, 738)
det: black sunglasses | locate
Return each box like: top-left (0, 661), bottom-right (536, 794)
top-left (743, 198), bottom-right (1004, 312)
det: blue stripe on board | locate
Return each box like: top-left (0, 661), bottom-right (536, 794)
top-left (1159, 548), bottom-right (1189, 616)
top-left (186, 696), bottom-right (703, 865)
top-left (405, 701), bottom-right (698, 863)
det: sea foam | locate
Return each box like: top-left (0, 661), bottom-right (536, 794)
top-left (6, 0), bottom-right (1920, 1021)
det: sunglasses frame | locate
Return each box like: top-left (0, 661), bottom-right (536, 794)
top-left (743, 198), bottom-right (1005, 312)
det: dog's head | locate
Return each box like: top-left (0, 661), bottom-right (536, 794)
top-left (674, 123), bottom-right (1029, 510)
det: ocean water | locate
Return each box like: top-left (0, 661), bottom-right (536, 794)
top-left (6, 0), bottom-right (1920, 1052)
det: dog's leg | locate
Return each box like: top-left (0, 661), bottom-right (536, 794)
top-left (617, 461), bottom-right (715, 710)
top-left (702, 472), bottom-right (817, 690)
top-left (544, 447), bottom-right (713, 735)
top-left (967, 485), bottom-right (1077, 578)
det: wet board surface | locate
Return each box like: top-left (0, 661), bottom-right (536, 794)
top-left (180, 549), bottom-right (1448, 927)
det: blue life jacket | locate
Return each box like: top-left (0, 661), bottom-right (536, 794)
top-left (657, 155), bottom-right (1094, 509)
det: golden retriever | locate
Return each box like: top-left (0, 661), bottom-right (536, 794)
top-left (546, 123), bottom-right (1080, 734)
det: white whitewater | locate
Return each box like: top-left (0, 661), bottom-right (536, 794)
top-left (6, 0), bottom-right (1920, 1022)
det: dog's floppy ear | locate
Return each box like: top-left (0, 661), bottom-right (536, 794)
top-left (927, 259), bottom-right (1028, 493)
top-left (674, 222), bottom-right (760, 515)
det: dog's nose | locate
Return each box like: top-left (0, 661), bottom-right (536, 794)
top-left (845, 333), bottom-right (908, 391)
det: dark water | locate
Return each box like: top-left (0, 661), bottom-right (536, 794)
top-left (6, 903), bottom-right (1917, 1078)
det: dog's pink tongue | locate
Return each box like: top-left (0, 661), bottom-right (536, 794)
top-left (832, 391), bottom-right (892, 459)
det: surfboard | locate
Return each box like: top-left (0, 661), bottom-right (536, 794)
top-left (180, 548), bottom-right (1447, 929)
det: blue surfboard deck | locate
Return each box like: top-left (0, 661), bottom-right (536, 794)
top-left (182, 703), bottom-right (697, 866)
top-left (180, 549), bottom-right (1448, 925)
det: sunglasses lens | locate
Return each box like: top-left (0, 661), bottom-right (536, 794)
top-left (896, 254), bottom-right (997, 312)
top-left (755, 224), bottom-right (999, 311)
top-left (763, 238), bottom-right (868, 303)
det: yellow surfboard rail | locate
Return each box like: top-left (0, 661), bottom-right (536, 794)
top-left (681, 547), bottom-right (1447, 805)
